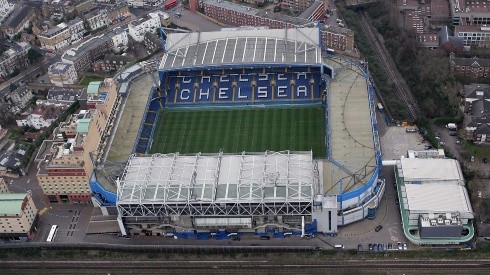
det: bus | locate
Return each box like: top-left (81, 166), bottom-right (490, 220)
top-left (164, 0), bottom-right (177, 10)
top-left (377, 103), bottom-right (384, 112)
top-left (326, 48), bottom-right (335, 55)
top-left (46, 225), bottom-right (58, 242)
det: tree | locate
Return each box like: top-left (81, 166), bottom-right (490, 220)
top-left (27, 48), bottom-right (43, 63)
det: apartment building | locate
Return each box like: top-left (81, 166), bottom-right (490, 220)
top-left (48, 62), bottom-right (79, 87)
top-left (111, 27), bottom-right (128, 52)
top-left (39, 18), bottom-right (86, 51)
top-left (0, 42), bottom-right (31, 78)
top-left (450, 53), bottom-right (490, 79)
top-left (450, 0), bottom-right (490, 25)
top-left (128, 15), bottom-right (161, 42)
top-left (82, 9), bottom-right (110, 31)
top-left (93, 54), bottom-right (132, 72)
top-left (455, 25), bottom-right (490, 48)
top-left (202, 0), bottom-right (354, 52)
top-left (36, 79), bottom-right (119, 203)
top-left (0, 0), bottom-right (14, 23)
top-left (0, 192), bottom-right (38, 241)
top-left (61, 35), bottom-right (114, 72)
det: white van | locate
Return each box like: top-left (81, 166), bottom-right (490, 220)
top-left (334, 244), bottom-right (345, 249)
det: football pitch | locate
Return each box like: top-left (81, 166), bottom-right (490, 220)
top-left (149, 106), bottom-right (325, 158)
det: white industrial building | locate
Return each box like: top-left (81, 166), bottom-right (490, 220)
top-left (395, 157), bottom-right (474, 245)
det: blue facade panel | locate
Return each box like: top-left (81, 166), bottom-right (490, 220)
top-left (162, 66), bottom-right (323, 106)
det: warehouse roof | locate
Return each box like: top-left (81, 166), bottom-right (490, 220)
top-left (159, 27), bottom-right (321, 71)
top-left (118, 151), bottom-right (317, 204)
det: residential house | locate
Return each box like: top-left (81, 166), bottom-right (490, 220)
top-left (463, 84), bottom-right (490, 143)
top-left (16, 104), bottom-right (65, 130)
top-left (0, 193), bottom-right (38, 242)
top-left (0, 42), bottom-right (31, 78)
top-left (38, 18), bottom-right (86, 51)
top-left (7, 86), bottom-right (34, 113)
top-left (450, 53), bottom-right (490, 79)
top-left (128, 15), bottom-right (161, 42)
top-left (110, 27), bottom-right (128, 52)
top-left (61, 34), bottom-right (114, 72)
top-left (48, 62), bottom-right (79, 86)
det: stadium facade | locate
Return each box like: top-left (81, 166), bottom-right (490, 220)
top-left (117, 27), bottom-right (383, 237)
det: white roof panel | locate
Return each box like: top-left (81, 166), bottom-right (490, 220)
top-left (404, 183), bottom-right (473, 214)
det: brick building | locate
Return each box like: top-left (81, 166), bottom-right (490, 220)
top-left (61, 34), bottom-right (114, 72)
top-left (450, 53), bottom-right (490, 79)
top-left (201, 0), bottom-right (354, 52)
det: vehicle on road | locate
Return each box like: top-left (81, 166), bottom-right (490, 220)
top-left (375, 225), bottom-right (383, 232)
top-left (334, 244), bottom-right (345, 249)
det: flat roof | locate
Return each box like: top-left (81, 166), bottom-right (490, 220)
top-left (403, 183), bottom-right (473, 214)
top-left (118, 151), bottom-right (316, 204)
top-left (0, 193), bottom-right (27, 215)
top-left (399, 158), bottom-right (464, 183)
top-left (159, 27), bottom-right (321, 71)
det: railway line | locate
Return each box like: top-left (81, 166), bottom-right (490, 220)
top-left (357, 11), bottom-right (420, 120)
top-left (2, 259), bottom-right (490, 272)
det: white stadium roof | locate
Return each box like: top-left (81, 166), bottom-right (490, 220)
top-left (159, 27), bottom-right (322, 71)
top-left (117, 151), bottom-right (318, 205)
top-left (402, 183), bottom-right (473, 214)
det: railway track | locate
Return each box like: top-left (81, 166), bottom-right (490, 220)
top-left (2, 259), bottom-right (490, 272)
top-left (357, 11), bottom-right (420, 120)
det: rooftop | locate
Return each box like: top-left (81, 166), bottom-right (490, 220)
top-left (402, 183), bottom-right (473, 214)
top-left (399, 158), bottom-right (464, 184)
top-left (118, 151), bottom-right (317, 204)
top-left (3, 5), bottom-right (30, 28)
top-left (159, 27), bottom-right (321, 71)
top-left (49, 62), bottom-right (74, 74)
top-left (0, 193), bottom-right (28, 215)
top-left (47, 87), bottom-right (85, 103)
top-left (41, 18), bottom-right (83, 38)
top-left (451, 56), bottom-right (490, 67)
top-left (87, 81), bottom-right (102, 95)
top-left (452, 0), bottom-right (490, 14)
top-left (62, 35), bottom-right (112, 62)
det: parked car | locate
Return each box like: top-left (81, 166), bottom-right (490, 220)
top-left (259, 235), bottom-right (270, 240)
top-left (403, 242), bottom-right (408, 250)
top-left (397, 242), bottom-right (403, 250)
top-left (395, 198), bottom-right (399, 205)
top-left (357, 244), bottom-right (363, 252)
top-left (368, 243), bottom-right (373, 251)
top-left (375, 225), bottom-right (383, 232)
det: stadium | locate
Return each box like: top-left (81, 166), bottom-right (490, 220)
top-left (115, 26), bottom-right (383, 237)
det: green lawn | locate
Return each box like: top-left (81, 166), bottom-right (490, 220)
top-left (150, 106), bottom-right (325, 158)
top-left (78, 75), bottom-right (105, 86)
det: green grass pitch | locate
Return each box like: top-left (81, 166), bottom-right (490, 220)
top-left (149, 106), bottom-right (325, 158)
